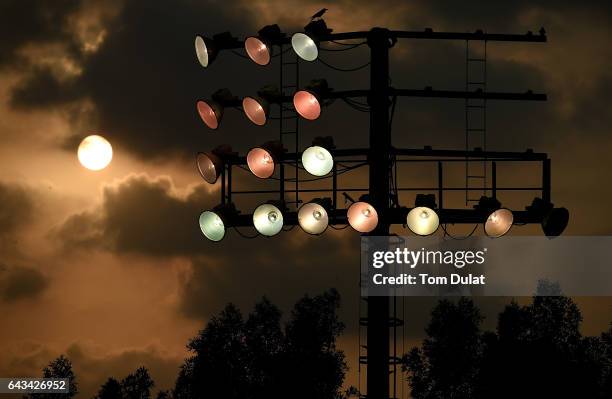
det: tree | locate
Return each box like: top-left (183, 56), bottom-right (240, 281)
top-left (280, 289), bottom-right (346, 399)
top-left (174, 289), bottom-right (347, 399)
top-left (404, 284), bottom-right (612, 399)
top-left (28, 355), bottom-right (78, 399)
top-left (94, 367), bottom-right (154, 399)
top-left (95, 378), bottom-right (122, 399)
top-left (402, 297), bottom-right (483, 399)
top-left (120, 367), bottom-right (154, 399)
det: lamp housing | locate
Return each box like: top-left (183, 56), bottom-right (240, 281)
top-left (242, 86), bottom-right (282, 126)
top-left (194, 32), bottom-right (240, 68)
top-left (253, 201), bottom-right (285, 237)
top-left (347, 197), bottom-right (378, 233)
top-left (302, 136), bottom-right (335, 176)
top-left (298, 198), bottom-right (332, 235)
top-left (526, 197), bottom-right (569, 237)
top-left (199, 203), bottom-right (238, 242)
top-left (406, 194), bottom-right (440, 236)
top-left (246, 141), bottom-right (285, 179)
top-left (293, 79), bottom-right (331, 120)
top-left (476, 196), bottom-right (514, 238)
top-left (245, 24), bottom-right (284, 66)
top-left (196, 144), bottom-right (233, 184)
top-left (196, 88), bottom-right (237, 130)
top-left (291, 19), bottom-right (332, 62)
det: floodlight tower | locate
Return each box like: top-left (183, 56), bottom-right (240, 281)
top-left (194, 16), bottom-right (567, 399)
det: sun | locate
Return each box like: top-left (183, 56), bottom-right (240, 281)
top-left (78, 135), bottom-right (113, 171)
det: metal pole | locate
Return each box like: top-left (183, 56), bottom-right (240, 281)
top-left (366, 27), bottom-right (392, 399)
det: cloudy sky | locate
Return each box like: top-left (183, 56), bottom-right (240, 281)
top-left (1, 0), bottom-right (612, 397)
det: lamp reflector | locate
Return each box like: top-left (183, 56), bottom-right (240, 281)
top-left (243, 96), bottom-right (268, 126)
top-left (245, 37), bottom-right (271, 66)
top-left (195, 35), bottom-right (213, 67)
top-left (247, 147), bottom-right (276, 179)
top-left (542, 207), bottom-right (569, 237)
top-left (347, 201), bottom-right (378, 233)
top-left (298, 202), bottom-right (329, 235)
top-left (485, 208), bottom-right (513, 238)
top-left (199, 210), bottom-right (226, 241)
top-left (302, 146), bottom-right (333, 176)
top-left (196, 152), bottom-right (222, 184)
top-left (294, 90), bottom-right (321, 120)
top-left (291, 33), bottom-right (318, 61)
top-left (407, 207), bottom-right (439, 236)
top-left (253, 204), bottom-right (283, 236)
top-left (196, 100), bottom-right (222, 129)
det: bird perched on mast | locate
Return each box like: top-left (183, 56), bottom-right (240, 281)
top-left (311, 8), bottom-right (328, 20)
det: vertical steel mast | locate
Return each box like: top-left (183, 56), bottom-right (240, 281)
top-left (366, 27), bottom-right (392, 399)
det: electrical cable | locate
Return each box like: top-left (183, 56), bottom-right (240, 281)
top-left (331, 39), bottom-right (367, 46)
top-left (317, 57), bottom-right (371, 72)
top-left (441, 223), bottom-right (479, 240)
top-left (341, 98), bottom-right (370, 113)
top-left (329, 224), bottom-right (350, 230)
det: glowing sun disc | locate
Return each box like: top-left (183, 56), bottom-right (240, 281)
top-left (78, 135), bottom-right (113, 171)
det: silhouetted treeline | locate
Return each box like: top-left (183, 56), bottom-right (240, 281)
top-left (28, 289), bottom-right (350, 399)
top-left (29, 285), bottom-right (612, 398)
top-left (403, 283), bottom-right (612, 399)
top-left (172, 289), bottom-right (348, 399)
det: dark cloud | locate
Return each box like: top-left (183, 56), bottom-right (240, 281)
top-left (0, 182), bottom-right (35, 236)
top-left (5, 0), bottom-right (610, 170)
top-left (0, 264), bottom-right (48, 302)
top-left (0, 0), bottom-right (81, 68)
top-left (54, 174), bottom-right (213, 256)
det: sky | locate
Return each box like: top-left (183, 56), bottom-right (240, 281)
top-left (1, 0), bottom-right (612, 397)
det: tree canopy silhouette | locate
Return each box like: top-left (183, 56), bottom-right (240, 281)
top-left (94, 366), bottom-right (154, 399)
top-left (27, 355), bottom-right (78, 398)
top-left (403, 282), bottom-right (612, 399)
top-left (173, 289), bottom-right (347, 399)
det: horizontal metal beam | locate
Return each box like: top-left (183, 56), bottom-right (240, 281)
top-left (392, 88), bottom-right (546, 101)
top-left (211, 88), bottom-right (546, 104)
top-left (213, 29), bottom-right (547, 49)
top-left (226, 148), bottom-right (548, 165)
top-left (390, 30), bottom-right (546, 43)
top-left (225, 209), bottom-right (541, 228)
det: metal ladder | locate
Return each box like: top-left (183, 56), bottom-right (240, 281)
top-left (279, 44), bottom-right (300, 208)
top-left (465, 38), bottom-right (488, 205)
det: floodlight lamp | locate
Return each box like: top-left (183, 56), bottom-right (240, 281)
top-left (194, 32), bottom-right (240, 68)
top-left (347, 200), bottom-right (378, 233)
top-left (196, 88), bottom-right (237, 130)
top-left (294, 79), bottom-right (330, 120)
top-left (195, 35), bottom-right (216, 68)
top-left (196, 144), bottom-right (233, 184)
top-left (302, 137), bottom-right (335, 176)
top-left (477, 197), bottom-right (513, 238)
top-left (196, 99), bottom-right (223, 129)
top-left (242, 86), bottom-right (282, 126)
top-left (253, 202), bottom-right (284, 237)
top-left (246, 141), bottom-right (285, 179)
top-left (406, 194), bottom-right (439, 236)
top-left (298, 198), bottom-right (331, 235)
top-left (199, 203), bottom-right (238, 242)
top-left (527, 197), bottom-right (569, 237)
top-left (245, 24), bottom-right (283, 66)
top-left (291, 19), bottom-right (332, 61)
